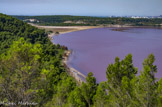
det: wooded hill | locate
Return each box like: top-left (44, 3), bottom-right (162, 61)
top-left (0, 13), bottom-right (162, 106)
top-left (13, 15), bottom-right (162, 26)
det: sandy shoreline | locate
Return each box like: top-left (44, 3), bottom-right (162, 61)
top-left (62, 50), bottom-right (86, 84)
top-left (47, 34), bottom-right (87, 83)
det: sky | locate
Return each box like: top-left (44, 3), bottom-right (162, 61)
top-left (0, 0), bottom-right (162, 16)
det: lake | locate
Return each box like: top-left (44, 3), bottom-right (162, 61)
top-left (53, 27), bottom-right (162, 82)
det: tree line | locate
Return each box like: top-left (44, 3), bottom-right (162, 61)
top-left (13, 15), bottom-right (162, 26)
top-left (0, 13), bottom-right (162, 106)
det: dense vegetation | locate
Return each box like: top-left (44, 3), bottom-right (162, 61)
top-left (13, 15), bottom-right (162, 26)
top-left (0, 13), bottom-right (71, 106)
top-left (0, 14), bottom-right (162, 106)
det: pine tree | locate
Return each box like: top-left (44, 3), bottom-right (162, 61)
top-left (81, 72), bottom-right (97, 106)
top-left (106, 54), bottom-right (137, 106)
top-left (134, 54), bottom-right (158, 107)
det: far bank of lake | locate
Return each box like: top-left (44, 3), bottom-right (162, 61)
top-left (53, 27), bottom-right (162, 82)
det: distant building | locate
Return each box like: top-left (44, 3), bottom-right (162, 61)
top-left (131, 16), bottom-right (149, 19)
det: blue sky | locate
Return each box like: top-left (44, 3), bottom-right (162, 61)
top-left (0, 0), bottom-right (162, 16)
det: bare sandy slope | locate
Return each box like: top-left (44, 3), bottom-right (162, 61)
top-left (28, 23), bottom-right (101, 37)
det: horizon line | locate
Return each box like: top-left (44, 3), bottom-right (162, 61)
top-left (8, 14), bottom-right (162, 17)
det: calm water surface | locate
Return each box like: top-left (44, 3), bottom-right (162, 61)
top-left (53, 28), bottom-right (162, 82)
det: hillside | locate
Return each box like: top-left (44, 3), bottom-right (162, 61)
top-left (0, 14), bottom-right (162, 106)
top-left (0, 13), bottom-right (76, 106)
top-left (13, 15), bottom-right (162, 26)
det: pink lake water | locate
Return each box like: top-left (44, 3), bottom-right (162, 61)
top-left (53, 28), bottom-right (162, 82)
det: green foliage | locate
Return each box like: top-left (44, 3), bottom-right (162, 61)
top-left (0, 13), bottom-right (67, 106)
top-left (0, 38), bottom-right (42, 103)
top-left (105, 54), bottom-right (161, 107)
top-left (0, 13), bottom-right (162, 107)
top-left (13, 15), bottom-right (162, 26)
top-left (0, 13), bottom-right (48, 54)
top-left (68, 87), bottom-right (86, 107)
top-left (44, 73), bottom-right (76, 107)
top-left (106, 54), bottom-right (137, 106)
top-left (93, 82), bottom-right (109, 107)
top-left (157, 78), bottom-right (162, 106)
top-left (133, 54), bottom-right (158, 107)
top-left (81, 72), bottom-right (97, 106)
top-left (106, 54), bottom-right (137, 88)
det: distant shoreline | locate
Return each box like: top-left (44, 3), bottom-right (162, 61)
top-left (29, 23), bottom-right (162, 38)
